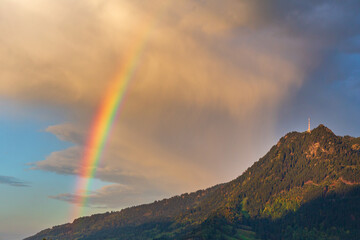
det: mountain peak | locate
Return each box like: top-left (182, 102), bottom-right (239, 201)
top-left (308, 124), bottom-right (336, 141)
top-left (278, 124), bottom-right (335, 147)
top-left (310, 124), bottom-right (333, 134)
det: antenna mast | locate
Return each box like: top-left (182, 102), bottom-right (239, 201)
top-left (307, 118), bottom-right (311, 133)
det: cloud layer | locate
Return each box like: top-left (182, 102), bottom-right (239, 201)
top-left (0, 175), bottom-right (29, 187)
top-left (2, 0), bottom-right (360, 208)
top-left (49, 183), bottom-right (165, 209)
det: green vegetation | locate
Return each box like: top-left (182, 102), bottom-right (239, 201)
top-left (26, 125), bottom-right (360, 240)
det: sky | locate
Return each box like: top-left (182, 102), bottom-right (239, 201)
top-left (1, 0), bottom-right (360, 239)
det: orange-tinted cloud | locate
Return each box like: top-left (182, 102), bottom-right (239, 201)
top-left (3, 0), bottom-right (359, 207)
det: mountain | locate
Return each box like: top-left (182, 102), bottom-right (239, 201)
top-left (26, 125), bottom-right (360, 240)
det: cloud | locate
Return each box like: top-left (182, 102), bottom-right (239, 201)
top-left (35, 124), bottom-right (214, 194)
top-left (0, 0), bottom-right (309, 109)
top-left (46, 123), bottom-right (86, 144)
top-left (0, 175), bottom-right (29, 187)
top-left (2, 0), bottom-right (360, 207)
top-left (50, 183), bottom-right (165, 208)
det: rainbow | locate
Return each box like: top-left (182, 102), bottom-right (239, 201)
top-left (71, 18), bottom-right (157, 220)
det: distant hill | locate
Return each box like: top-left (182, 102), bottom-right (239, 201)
top-left (26, 124), bottom-right (360, 240)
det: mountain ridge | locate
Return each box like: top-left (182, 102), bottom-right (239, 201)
top-left (26, 124), bottom-right (360, 240)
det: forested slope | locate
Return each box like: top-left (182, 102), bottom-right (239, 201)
top-left (26, 125), bottom-right (360, 240)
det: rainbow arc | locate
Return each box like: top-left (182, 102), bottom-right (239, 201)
top-left (71, 13), bottom-right (160, 220)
